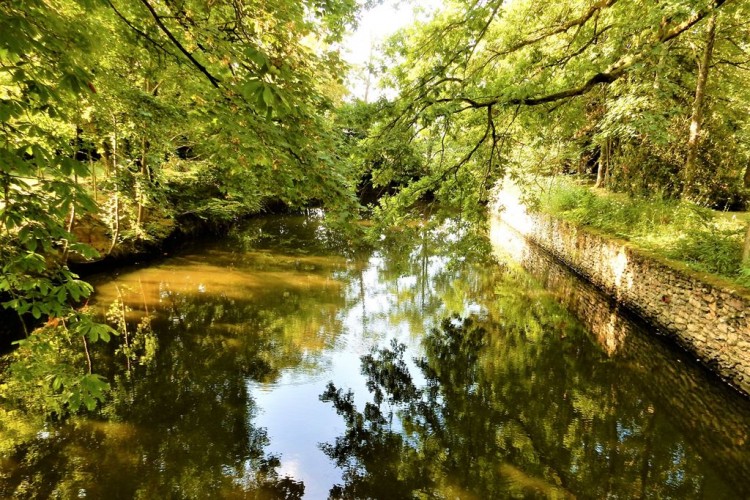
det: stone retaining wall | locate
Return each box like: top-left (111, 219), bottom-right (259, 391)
top-left (491, 194), bottom-right (750, 395)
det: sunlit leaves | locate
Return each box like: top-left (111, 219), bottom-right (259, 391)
top-left (73, 314), bottom-right (118, 343)
top-left (368, 0), bottom-right (749, 219)
top-left (5, 324), bottom-right (111, 415)
top-left (0, 0), bottom-right (365, 421)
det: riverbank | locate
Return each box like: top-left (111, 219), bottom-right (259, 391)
top-left (1, 207), bottom-right (293, 351)
top-left (67, 202), bottom-right (302, 276)
top-left (492, 183), bottom-right (750, 396)
top-left (532, 178), bottom-right (750, 286)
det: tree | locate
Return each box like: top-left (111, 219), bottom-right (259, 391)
top-left (366, 0), bottom-right (747, 218)
top-left (0, 0), bottom-right (360, 412)
top-left (683, 14), bottom-right (717, 198)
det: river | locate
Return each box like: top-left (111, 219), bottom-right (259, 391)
top-left (1, 213), bottom-right (749, 498)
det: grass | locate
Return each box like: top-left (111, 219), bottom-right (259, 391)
top-left (534, 177), bottom-right (750, 287)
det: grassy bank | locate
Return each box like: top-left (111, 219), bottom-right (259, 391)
top-left (532, 178), bottom-right (750, 287)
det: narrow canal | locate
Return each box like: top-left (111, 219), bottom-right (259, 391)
top-left (1, 214), bottom-right (749, 498)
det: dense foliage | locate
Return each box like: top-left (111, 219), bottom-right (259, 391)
top-left (1, 0), bottom-right (358, 412)
top-left (344, 0), bottom-right (750, 245)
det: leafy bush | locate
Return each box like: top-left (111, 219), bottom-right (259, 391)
top-left (543, 182), bottom-right (594, 213)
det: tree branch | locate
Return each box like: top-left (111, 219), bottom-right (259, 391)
top-left (544, 25), bottom-right (613, 70)
top-left (660, 0), bottom-right (729, 44)
top-left (138, 0), bottom-right (221, 88)
top-left (508, 0), bottom-right (732, 106)
top-left (508, 55), bottom-right (631, 106)
top-left (492, 0), bottom-right (618, 57)
top-left (108, 0), bottom-right (178, 59)
top-left (441, 106), bottom-right (492, 181)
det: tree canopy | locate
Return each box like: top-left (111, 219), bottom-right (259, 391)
top-left (359, 0), bottom-right (749, 219)
top-left (1, 0), bottom-right (359, 411)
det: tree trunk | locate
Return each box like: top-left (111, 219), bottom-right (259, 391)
top-left (62, 173), bottom-right (78, 262)
top-left (595, 139), bottom-right (609, 188)
top-left (107, 116), bottom-right (120, 256)
top-left (89, 150), bottom-right (97, 202)
top-left (683, 14), bottom-right (717, 197)
top-left (137, 136), bottom-right (147, 229)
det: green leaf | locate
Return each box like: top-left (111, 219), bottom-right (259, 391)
top-left (262, 86), bottom-right (274, 107)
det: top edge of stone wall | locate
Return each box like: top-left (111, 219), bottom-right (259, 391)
top-left (543, 211), bottom-right (750, 300)
top-left (490, 188), bottom-right (750, 301)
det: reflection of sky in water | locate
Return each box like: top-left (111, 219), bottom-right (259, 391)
top-left (247, 247), bottom-right (471, 498)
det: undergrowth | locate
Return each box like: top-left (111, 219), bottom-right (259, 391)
top-left (536, 177), bottom-right (750, 287)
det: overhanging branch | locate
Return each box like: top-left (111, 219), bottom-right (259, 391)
top-left (507, 0), bottom-right (732, 106)
top-left (492, 0), bottom-right (618, 57)
top-left (108, 0), bottom-right (177, 59)
top-left (138, 0), bottom-right (221, 88)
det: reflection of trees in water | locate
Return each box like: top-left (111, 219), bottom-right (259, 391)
top-left (0, 215), bottom-right (370, 497)
top-left (498, 223), bottom-right (750, 495)
top-left (5, 214), bottom-right (745, 497)
top-left (321, 298), bottom-right (743, 498)
top-left (365, 218), bottom-right (498, 337)
top-left (228, 214), bottom-right (364, 259)
top-left (1, 288), bottom-right (309, 498)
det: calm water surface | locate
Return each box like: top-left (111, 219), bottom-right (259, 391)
top-left (1, 214), bottom-right (750, 498)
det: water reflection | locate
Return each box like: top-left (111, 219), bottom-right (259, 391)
top-left (0, 215), bottom-right (493, 498)
top-left (1, 214), bottom-right (749, 498)
top-left (317, 219), bottom-right (750, 499)
top-left (321, 307), bottom-right (747, 498)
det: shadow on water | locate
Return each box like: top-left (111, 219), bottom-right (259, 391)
top-left (1, 213), bottom-right (749, 498)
